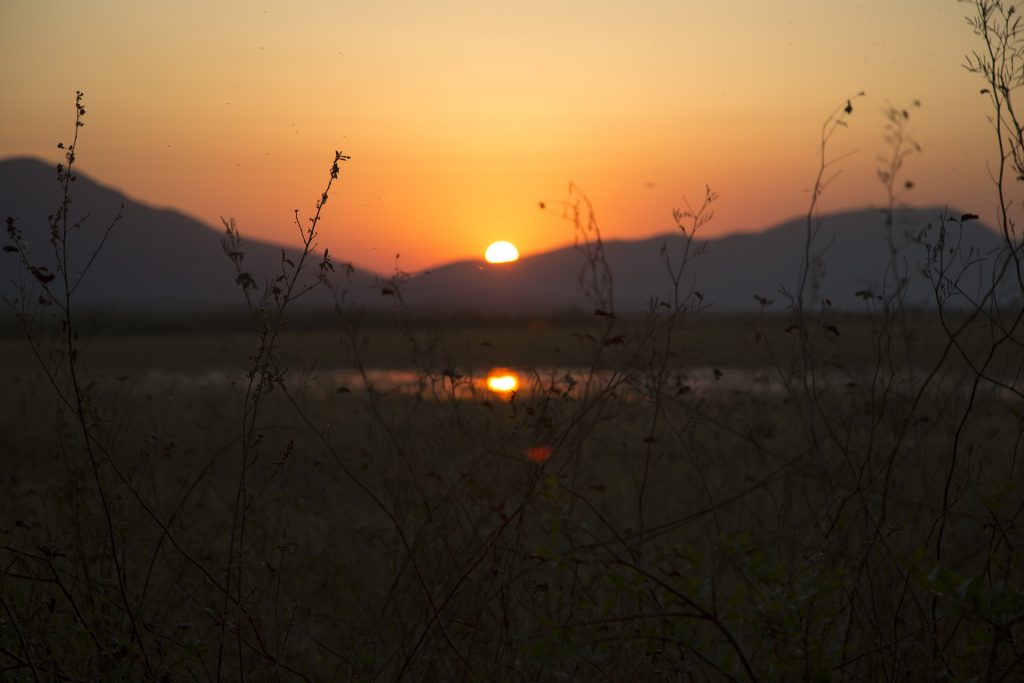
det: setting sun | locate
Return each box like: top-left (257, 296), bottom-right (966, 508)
top-left (484, 241), bottom-right (519, 264)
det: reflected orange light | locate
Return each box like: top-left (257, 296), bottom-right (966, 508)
top-left (486, 369), bottom-right (520, 394)
top-left (526, 446), bottom-right (552, 463)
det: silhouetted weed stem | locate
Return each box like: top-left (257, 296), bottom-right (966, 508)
top-left (966, 0), bottom-right (1024, 291)
top-left (278, 379), bottom-right (474, 676)
top-left (217, 149), bottom-right (347, 679)
top-left (4, 92), bottom-right (152, 675)
top-left (878, 100), bottom-right (921, 235)
top-left (636, 188), bottom-right (715, 555)
top-left (566, 182), bottom-right (614, 319)
top-left (794, 92), bottom-right (863, 315)
top-left (922, 5), bottom-right (1024, 593)
top-left (607, 555), bottom-right (761, 683)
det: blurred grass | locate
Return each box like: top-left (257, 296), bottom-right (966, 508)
top-left (0, 311), bottom-right (984, 374)
top-left (2, 345), bottom-right (1017, 678)
top-left (3, 308), bottom-right (1019, 678)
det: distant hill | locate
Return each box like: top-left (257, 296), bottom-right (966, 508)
top-left (1, 157), bottom-right (1012, 315)
top-left (0, 157), bottom-right (379, 311)
top-left (403, 209), bottom-right (1010, 313)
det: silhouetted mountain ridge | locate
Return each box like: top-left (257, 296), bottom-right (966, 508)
top-left (0, 157), bottom-right (378, 310)
top-left (403, 209), bottom-right (1008, 312)
top-left (1, 157), bottom-right (1010, 314)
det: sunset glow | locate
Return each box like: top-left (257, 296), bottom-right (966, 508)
top-left (484, 241), bottom-right (519, 264)
top-left (0, 2), bottom-right (998, 274)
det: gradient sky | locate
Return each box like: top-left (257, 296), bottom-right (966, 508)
top-left (0, 0), bottom-right (1002, 274)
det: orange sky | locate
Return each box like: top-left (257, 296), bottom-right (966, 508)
top-left (0, 0), bottom-right (1002, 274)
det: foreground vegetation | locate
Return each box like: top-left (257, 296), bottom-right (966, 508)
top-left (2, 350), bottom-right (1019, 680)
top-left (3, 2), bottom-right (1024, 680)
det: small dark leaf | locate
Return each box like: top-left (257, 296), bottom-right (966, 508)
top-left (960, 213), bottom-right (979, 222)
top-left (30, 267), bottom-right (55, 284)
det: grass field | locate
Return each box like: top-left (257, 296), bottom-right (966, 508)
top-left (0, 310), bottom-right (983, 373)
top-left (2, 309), bottom-right (1021, 680)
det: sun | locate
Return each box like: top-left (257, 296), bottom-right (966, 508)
top-left (485, 241), bottom-right (519, 264)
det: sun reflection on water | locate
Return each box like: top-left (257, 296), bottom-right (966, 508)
top-left (486, 369), bottom-right (520, 394)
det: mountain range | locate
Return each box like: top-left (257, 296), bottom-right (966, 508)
top-left (0, 157), bottom-right (1010, 315)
